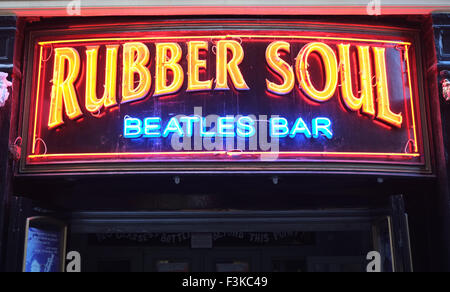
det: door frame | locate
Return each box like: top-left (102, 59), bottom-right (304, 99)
top-left (70, 210), bottom-right (381, 234)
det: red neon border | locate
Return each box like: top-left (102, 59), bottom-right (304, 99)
top-left (27, 34), bottom-right (421, 163)
top-left (27, 152), bottom-right (420, 163)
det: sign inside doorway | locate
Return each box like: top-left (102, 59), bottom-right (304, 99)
top-left (23, 217), bottom-right (67, 272)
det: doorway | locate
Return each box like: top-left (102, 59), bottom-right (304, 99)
top-left (68, 209), bottom-right (410, 272)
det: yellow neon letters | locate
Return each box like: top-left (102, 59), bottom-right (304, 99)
top-left (373, 47), bottom-right (403, 128)
top-left (266, 41), bottom-right (295, 95)
top-left (122, 42), bottom-right (151, 103)
top-left (187, 41), bottom-right (213, 92)
top-left (296, 42), bottom-right (339, 102)
top-left (45, 40), bottom-right (404, 130)
top-left (85, 45), bottom-right (119, 113)
top-left (338, 44), bottom-right (375, 116)
top-left (48, 47), bottom-right (82, 129)
top-left (155, 43), bottom-right (184, 96)
top-left (215, 40), bottom-right (249, 90)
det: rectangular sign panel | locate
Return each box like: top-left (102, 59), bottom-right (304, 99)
top-left (23, 217), bottom-right (67, 272)
top-left (20, 21), bottom-right (427, 173)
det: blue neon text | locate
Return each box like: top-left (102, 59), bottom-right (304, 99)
top-left (124, 115), bottom-right (333, 140)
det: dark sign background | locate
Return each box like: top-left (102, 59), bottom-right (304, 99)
top-left (22, 25), bottom-right (425, 170)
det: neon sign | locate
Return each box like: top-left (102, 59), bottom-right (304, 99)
top-left (21, 23), bottom-right (425, 170)
top-left (123, 116), bottom-right (333, 140)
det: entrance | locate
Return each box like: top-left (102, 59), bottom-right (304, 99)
top-left (84, 231), bottom-right (368, 272)
top-left (68, 208), bottom-right (413, 272)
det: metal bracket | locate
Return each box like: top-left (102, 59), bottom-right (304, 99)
top-left (440, 70), bottom-right (450, 78)
top-left (9, 137), bottom-right (22, 161)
